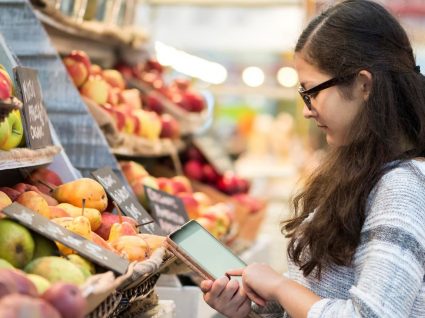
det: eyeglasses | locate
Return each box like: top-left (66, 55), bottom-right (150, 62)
top-left (298, 73), bottom-right (357, 110)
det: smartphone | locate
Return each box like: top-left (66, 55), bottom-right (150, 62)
top-left (166, 220), bottom-right (261, 318)
top-left (166, 220), bottom-right (246, 281)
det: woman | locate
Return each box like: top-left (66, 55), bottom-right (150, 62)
top-left (200, 1), bottom-right (425, 317)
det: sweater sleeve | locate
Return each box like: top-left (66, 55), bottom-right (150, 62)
top-left (308, 164), bottom-right (425, 318)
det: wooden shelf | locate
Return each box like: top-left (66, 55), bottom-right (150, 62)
top-left (0, 145), bottom-right (61, 170)
top-left (35, 8), bottom-right (148, 66)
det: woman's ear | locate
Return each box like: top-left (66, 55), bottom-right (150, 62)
top-left (358, 70), bottom-right (373, 101)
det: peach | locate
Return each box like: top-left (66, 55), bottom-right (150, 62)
top-left (118, 89), bottom-right (141, 109)
top-left (171, 176), bottom-right (192, 194)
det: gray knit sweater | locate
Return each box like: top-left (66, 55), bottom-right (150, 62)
top-left (257, 159), bottom-right (425, 318)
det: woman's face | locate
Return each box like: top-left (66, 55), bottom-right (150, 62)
top-left (294, 54), bottom-right (366, 147)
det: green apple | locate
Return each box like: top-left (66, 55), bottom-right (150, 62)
top-left (0, 110), bottom-right (23, 150)
top-left (0, 118), bottom-right (10, 148)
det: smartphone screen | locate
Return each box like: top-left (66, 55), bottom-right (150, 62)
top-left (169, 220), bottom-right (246, 280)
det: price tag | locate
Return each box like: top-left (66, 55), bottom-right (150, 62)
top-left (193, 135), bottom-right (233, 175)
top-left (145, 186), bottom-right (189, 235)
top-left (91, 167), bottom-right (163, 235)
top-left (13, 67), bottom-right (52, 149)
top-left (2, 202), bottom-right (129, 275)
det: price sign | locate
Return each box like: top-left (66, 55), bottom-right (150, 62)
top-left (193, 135), bottom-right (234, 175)
top-left (14, 67), bottom-right (52, 149)
top-left (145, 186), bottom-right (189, 234)
top-left (91, 167), bottom-right (163, 235)
top-left (3, 203), bottom-right (129, 275)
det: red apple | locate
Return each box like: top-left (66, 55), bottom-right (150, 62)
top-left (216, 172), bottom-right (240, 195)
top-left (0, 69), bottom-right (13, 100)
top-left (160, 114), bottom-right (180, 139)
top-left (186, 146), bottom-right (204, 162)
top-left (202, 164), bottom-right (220, 184)
top-left (114, 63), bottom-right (134, 80)
top-left (120, 161), bottom-right (149, 184)
top-left (42, 283), bottom-right (87, 318)
top-left (171, 176), bottom-right (192, 194)
top-left (157, 177), bottom-right (176, 195)
top-left (232, 193), bottom-right (264, 214)
top-left (101, 103), bottom-right (126, 131)
top-left (176, 192), bottom-right (200, 219)
top-left (178, 91), bottom-right (205, 112)
top-left (144, 92), bottom-right (164, 114)
top-left (67, 50), bottom-right (91, 73)
top-left (183, 160), bottom-right (204, 181)
top-left (107, 87), bottom-right (121, 106)
top-left (140, 72), bottom-right (164, 90)
top-left (26, 167), bottom-right (63, 194)
top-left (63, 50), bottom-right (91, 88)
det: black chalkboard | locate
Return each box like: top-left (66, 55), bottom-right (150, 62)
top-left (13, 67), bottom-right (52, 149)
top-left (145, 186), bottom-right (189, 235)
top-left (91, 167), bottom-right (163, 235)
top-left (193, 135), bottom-right (234, 175)
top-left (2, 202), bottom-right (129, 275)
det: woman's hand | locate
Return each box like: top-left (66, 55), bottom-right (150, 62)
top-left (227, 263), bottom-right (286, 306)
top-left (200, 275), bottom-right (252, 318)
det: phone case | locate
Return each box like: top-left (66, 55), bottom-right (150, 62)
top-left (164, 237), bottom-right (262, 318)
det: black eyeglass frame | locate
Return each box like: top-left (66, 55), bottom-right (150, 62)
top-left (298, 73), bottom-right (357, 110)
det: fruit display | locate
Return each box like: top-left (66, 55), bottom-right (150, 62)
top-left (63, 50), bottom-right (181, 143)
top-left (0, 267), bottom-right (87, 318)
top-left (0, 166), bottom-right (166, 264)
top-left (116, 60), bottom-right (207, 114)
top-left (120, 160), bottom-right (235, 239)
top-left (0, 64), bottom-right (24, 151)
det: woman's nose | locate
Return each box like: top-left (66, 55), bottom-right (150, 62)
top-left (303, 104), bottom-right (316, 118)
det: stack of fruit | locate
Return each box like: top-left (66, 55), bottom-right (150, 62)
top-left (182, 145), bottom-right (264, 215)
top-left (121, 161), bottom-right (234, 239)
top-left (63, 51), bottom-right (181, 141)
top-left (116, 59), bottom-right (206, 114)
top-left (0, 167), bottom-right (165, 264)
top-left (0, 65), bottom-right (24, 151)
top-left (0, 267), bottom-right (86, 318)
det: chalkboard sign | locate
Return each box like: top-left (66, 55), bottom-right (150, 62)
top-left (145, 186), bottom-right (189, 235)
top-left (2, 202), bottom-right (129, 275)
top-left (91, 167), bottom-right (163, 235)
top-left (193, 135), bottom-right (234, 175)
top-left (14, 67), bottom-right (52, 149)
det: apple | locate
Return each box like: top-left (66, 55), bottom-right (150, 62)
top-left (140, 72), bottom-right (164, 90)
top-left (137, 110), bottom-right (162, 140)
top-left (63, 50), bottom-right (91, 88)
top-left (171, 176), bottom-right (192, 194)
top-left (160, 114), bottom-right (180, 139)
top-left (131, 176), bottom-right (159, 208)
top-left (0, 110), bottom-right (23, 150)
top-left (103, 69), bottom-right (125, 90)
top-left (0, 69), bottom-right (13, 100)
top-left (176, 192), bottom-right (200, 219)
top-left (170, 78), bottom-right (190, 91)
top-left (178, 90), bottom-right (205, 112)
top-left (144, 92), bottom-right (164, 114)
top-left (0, 118), bottom-right (10, 148)
top-left (183, 160), bottom-right (204, 181)
top-left (90, 64), bottom-right (103, 76)
top-left (100, 103), bottom-right (126, 131)
top-left (200, 203), bottom-right (233, 238)
top-left (202, 164), bottom-right (220, 184)
top-left (80, 76), bottom-right (109, 105)
top-left (119, 89), bottom-right (141, 109)
top-left (216, 171), bottom-right (241, 195)
top-left (107, 87), bottom-right (121, 106)
top-left (232, 193), bottom-right (264, 214)
top-left (196, 216), bottom-right (218, 237)
top-left (157, 177), bottom-right (176, 195)
top-left (120, 161), bottom-right (149, 184)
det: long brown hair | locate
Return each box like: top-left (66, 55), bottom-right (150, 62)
top-left (284, 0), bottom-right (425, 277)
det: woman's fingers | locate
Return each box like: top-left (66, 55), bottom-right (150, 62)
top-left (200, 280), bottom-right (213, 293)
top-left (244, 284), bottom-right (267, 307)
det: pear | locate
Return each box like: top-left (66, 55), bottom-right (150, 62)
top-left (53, 178), bottom-right (108, 212)
top-left (108, 221), bottom-right (137, 242)
top-left (57, 203), bottom-right (101, 231)
top-left (0, 219), bottom-right (34, 268)
top-left (51, 216), bottom-right (91, 255)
